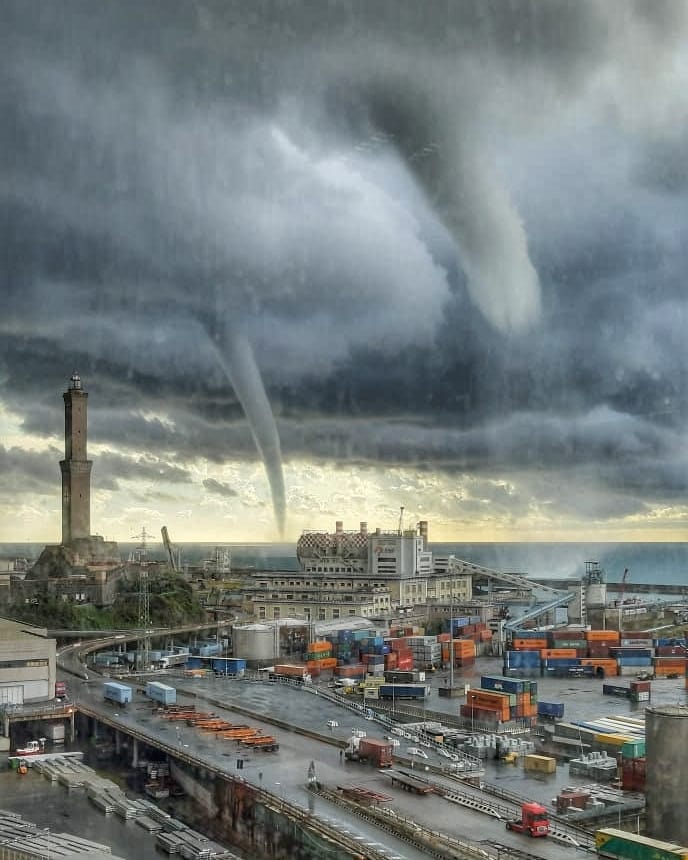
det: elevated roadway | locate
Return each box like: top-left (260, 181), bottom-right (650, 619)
top-left (68, 674), bottom-right (594, 860)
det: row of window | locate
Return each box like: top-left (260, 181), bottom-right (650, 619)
top-left (0, 659), bottom-right (49, 669)
top-left (257, 606), bottom-right (358, 621)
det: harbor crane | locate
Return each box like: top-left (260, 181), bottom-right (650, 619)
top-left (617, 568), bottom-right (630, 605)
top-left (161, 526), bottom-right (182, 573)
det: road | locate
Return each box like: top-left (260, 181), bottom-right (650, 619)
top-left (69, 673), bottom-right (593, 860)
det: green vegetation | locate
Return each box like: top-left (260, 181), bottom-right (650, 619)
top-left (8, 572), bottom-right (206, 630)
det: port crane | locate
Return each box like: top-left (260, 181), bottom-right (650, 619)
top-left (161, 526), bottom-right (182, 573)
top-left (617, 568), bottom-right (630, 605)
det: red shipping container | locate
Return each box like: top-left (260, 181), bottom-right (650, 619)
top-left (384, 652), bottom-right (398, 669)
top-left (437, 632), bottom-right (451, 643)
top-left (587, 645), bottom-right (610, 658)
top-left (460, 704), bottom-right (503, 723)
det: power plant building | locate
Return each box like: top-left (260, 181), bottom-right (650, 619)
top-left (246, 520), bottom-right (472, 622)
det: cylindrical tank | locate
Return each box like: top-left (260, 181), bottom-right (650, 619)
top-left (360, 521), bottom-right (368, 536)
top-left (645, 705), bottom-right (688, 843)
top-left (231, 624), bottom-right (278, 662)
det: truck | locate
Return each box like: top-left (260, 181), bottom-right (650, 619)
top-left (345, 737), bottom-right (394, 768)
top-left (54, 681), bottom-right (67, 700)
top-left (505, 802), bottom-right (550, 838)
top-left (103, 681), bottom-right (132, 706)
top-left (145, 681), bottom-right (177, 706)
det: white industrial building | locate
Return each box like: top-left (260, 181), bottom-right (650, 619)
top-left (246, 519), bottom-right (472, 623)
top-left (0, 617), bottom-right (57, 705)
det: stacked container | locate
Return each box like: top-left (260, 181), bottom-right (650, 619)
top-left (453, 638), bottom-right (476, 669)
top-left (460, 675), bottom-right (538, 727)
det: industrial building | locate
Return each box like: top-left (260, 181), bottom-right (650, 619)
top-left (246, 519), bottom-right (473, 623)
top-left (0, 617), bottom-right (56, 706)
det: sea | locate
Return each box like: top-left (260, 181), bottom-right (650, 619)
top-left (4, 541), bottom-right (688, 588)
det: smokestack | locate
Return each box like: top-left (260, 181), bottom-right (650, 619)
top-left (360, 521), bottom-right (368, 536)
top-left (419, 520), bottom-right (428, 549)
top-left (334, 520), bottom-right (344, 556)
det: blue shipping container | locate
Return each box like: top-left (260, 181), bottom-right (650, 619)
top-left (103, 682), bottom-right (132, 705)
top-left (537, 701), bottom-right (564, 718)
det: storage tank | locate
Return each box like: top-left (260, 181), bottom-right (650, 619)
top-left (645, 704), bottom-right (688, 844)
top-left (232, 623), bottom-right (278, 663)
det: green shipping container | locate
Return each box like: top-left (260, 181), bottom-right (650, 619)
top-left (621, 739), bottom-right (646, 759)
top-left (596, 827), bottom-right (688, 860)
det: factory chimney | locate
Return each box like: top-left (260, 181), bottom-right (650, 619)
top-left (419, 520), bottom-right (429, 549)
top-left (360, 522), bottom-right (368, 536)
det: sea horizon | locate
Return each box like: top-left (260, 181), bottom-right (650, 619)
top-left (2, 540), bottom-right (688, 585)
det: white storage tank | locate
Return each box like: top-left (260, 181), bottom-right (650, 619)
top-left (232, 623), bottom-right (278, 662)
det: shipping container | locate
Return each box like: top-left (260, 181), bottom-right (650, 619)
top-left (103, 682), bottom-right (132, 705)
top-left (537, 701), bottom-right (565, 718)
top-left (523, 754), bottom-right (557, 773)
top-left (595, 828), bottom-right (688, 860)
top-left (378, 684), bottom-right (430, 700)
top-left (272, 664), bottom-right (308, 678)
top-left (145, 681), bottom-right (176, 706)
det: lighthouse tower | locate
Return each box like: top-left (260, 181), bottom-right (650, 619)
top-left (59, 372), bottom-right (92, 545)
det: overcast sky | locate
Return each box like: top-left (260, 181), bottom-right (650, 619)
top-left (2, 1), bottom-right (688, 544)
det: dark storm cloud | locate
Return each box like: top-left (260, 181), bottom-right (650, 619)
top-left (2, 0), bottom-right (688, 529)
top-left (202, 479), bottom-right (238, 499)
top-left (0, 445), bottom-right (59, 495)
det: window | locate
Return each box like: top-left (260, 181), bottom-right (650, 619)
top-left (273, 607), bottom-right (281, 619)
top-left (258, 607), bottom-right (266, 619)
top-left (333, 609), bottom-right (340, 619)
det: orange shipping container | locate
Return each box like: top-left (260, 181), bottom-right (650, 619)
top-left (540, 648), bottom-right (578, 659)
top-left (579, 658), bottom-right (618, 676)
top-left (308, 641), bottom-right (331, 652)
top-left (654, 659), bottom-right (686, 673)
top-left (453, 639), bottom-right (476, 654)
top-left (586, 630), bottom-right (620, 643)
top-left (320, 657), bottom-right (338, 670)
top-left (273, 664), bottom-right (307, 677)
top-left (513, 639), bottom-right (548, 650)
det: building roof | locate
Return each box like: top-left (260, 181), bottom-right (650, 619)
top-left (0, 616), bottom-right (48, 640)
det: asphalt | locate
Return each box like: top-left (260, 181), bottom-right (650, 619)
top-left (64, 653), bottom-right (685, 860)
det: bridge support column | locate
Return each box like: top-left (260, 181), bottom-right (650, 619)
top-left (69, 710), bottom-right (75, 743)
top-left (115, 730), bottom-right (121, 755)
top-left (91, 716), bottom-right (99, 741)
top-left (132, 737), bottom-right (138, 768)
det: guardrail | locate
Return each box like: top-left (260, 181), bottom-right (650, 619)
top-left (75, 702), bottom-right (392, 860)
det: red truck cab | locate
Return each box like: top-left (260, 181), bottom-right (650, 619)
top-left (506, 802), bottom-right (550, 837)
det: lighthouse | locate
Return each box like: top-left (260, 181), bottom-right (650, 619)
top-left (59, 372), bottom-right (92, 545)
